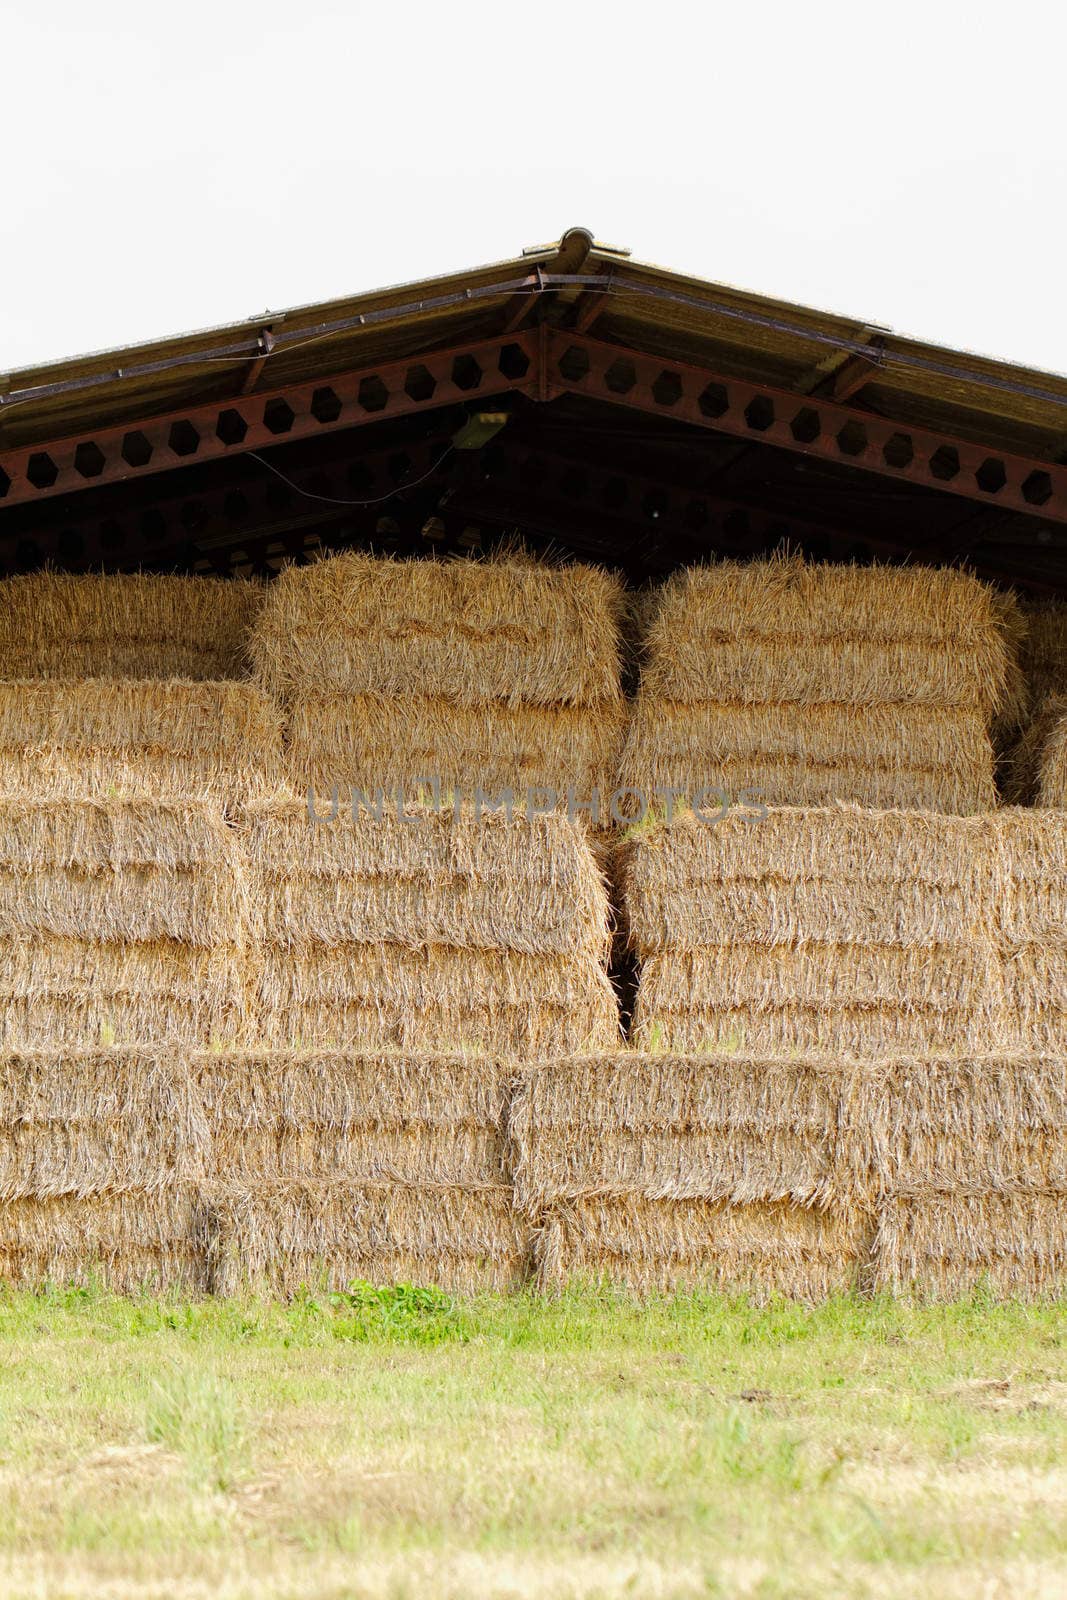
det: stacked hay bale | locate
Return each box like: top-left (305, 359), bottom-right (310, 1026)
top-left (991, 810), bottom-right (1067, 1054)
top-left (250, 550), bottom-right (627, 812)
top-left (511, 1054), bottom-right (870, 1299)
top-left (0, 1047), bottom-right (210, 1290)
top-left (619, 556), bottom-right (1015, 813)
top-left (0, 571), bottom-right (263, 679)
top-left (242, 798), bottom-right (618, 1055)
top-left (0, 573), bottom-right (277, 812)
top-left (0, 679), bottom-right (283, 807)
top-left (620, 806), bottom-right (996, 1057)
top-left (0, 799), bottom-right (250, 1048)
top-left (198, 1049), bottom-right (527, 1294)
top-left (846, 1057), bottom-right (1067, 1299)
top-left (1020, 598), bottom-right (1067, 712)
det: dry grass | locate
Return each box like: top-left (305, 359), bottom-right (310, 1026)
top-left (0, 571), bottom-right (263, 680)
top-left (243, 798), bottom-right (618, 1054)
top-left (1036, 703), bottom-right (1067, 807)
top-left (637, 557), bottom-right (1016, 712)
top-left (620, 700), bottom-right (996, 812)
top-left (0, 1047), bottom-right (209, 1198)
top-left (207, 1180), bottom-right (529, 1297)
top-left (536, 1195), bottom-right (870, 1300)
top-left (196, 1048), bottom-right (510, 1185)
top-left (510, 1054), bottom-right (845, 1212)
top-left (251, 549), bottom-right (625, 705)
top-left (870, 1191), bottom-right (1067, 1300)
top-left (241, 797), bottom-right (612, 955)
top-left (842, 1056), bottom-right (1067, 1195)
top-left (287, 692), bottom-right (626, 808)
top-left (0, 1188), bottom-right (208, 1291)
top-left (0, 679), bottom-right (284, 807)
top-left (1021, 598), bottom-right (1067, 709)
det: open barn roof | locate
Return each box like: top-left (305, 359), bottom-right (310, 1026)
top-left (3, 228), bottom-right (1067, 591)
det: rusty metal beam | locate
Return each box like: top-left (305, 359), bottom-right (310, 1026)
top-left (0, 332), bottom-right (536, 509)
top-left (543, 331), bottom-right (1067, 523)
top-left (2, 323), bottom-right (1067, 533)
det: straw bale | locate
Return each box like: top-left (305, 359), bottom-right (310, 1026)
top-left (619, 701), bottom-right (996, 815)
top-left (0, 937), bottom-right (248, 1047)
top-left (0, 798), bottom-right (251, 946)
top-left (999, 946), bottom-right (1067, 1053)
top-left (251, 550), bottom-right (625, 705)
top-left (242, 798), bottom-right (611, 955)
top-left (0, 1188), bottom-right (209, 1292)
top-left (987, 808), bottom-right (1067, 940)
top-left (630, 942), bottom-right (998, 1058)
top-left (1035, 703), bottom-right (1067, 808)
top-left (1001, 698), bottom-right (1064, 803)
top-left (510, 1054), bottom-right (845, 1212)
top-left (1020, 598), bottom-right (1067, 709)
top-left (842, 1056), bottom-right (1067, 1194)
top-left (0, 1048), bottom-right (208, 1198)
top-left (638, 558), bottom-right (1015, 713)
top-left (0, 679), bottom-right (284, 806)
top-left (255, 944), bottom-right (620, 1055)
top-left (196, 1050), bottom-right (508, 1185)
top-left (0, 571), bottom-right (263, 680)
top-left (287, 692), bottom-right (627, 808)
top-left (207, 1180), bottom-right (529, 1296)
top-left (869, 1191), bottom-right (1067, 1300)
top-left (620, 807), bottom-right (988, 955)
top-left (535, 1195), bottom-right (869, 1301)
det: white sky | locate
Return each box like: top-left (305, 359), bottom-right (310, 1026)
top-left (3, 1), bottom-right (1066, 376)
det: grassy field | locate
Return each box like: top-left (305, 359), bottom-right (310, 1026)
top-left (0, 1284), bottom-right (1063, 1599)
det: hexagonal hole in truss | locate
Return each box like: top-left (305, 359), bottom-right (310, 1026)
top-left (121, 430), bottom-right (153, 468)
top-left (745, 396), bottom-right (775, 432)
top-left (216, 409), bottom-right (248, 446)
top-left (358, 376), bottom-right (389, 413)
top-left (403, 365), bottom-right (436, 404)
top-left (976, 458), bottom-right (1007, 495)
top-left (605, 358), bottom-right (637, 395)
top-left (790, 407), bottom-right (821, 444)
top-left (26, 452), bottom-right (59, 489)
top-left (168, 420), bottom-right (200, 457)
top-left (698, 382), bottom-right (729, 419)
top-left (558, 345), bottom-right (590, 383)
top-left (652, 370), bottom-right (683, 407)
top-left (310, 386), bottom-right (343, 423)
top-left (1022, 469), bottom-right (1053, 506)
top-left (451, 355), bottom-right (483, 392)
top-left (498, 342), bottom-right (531, 379)
top-left (929, 445), bottom-right (960, 481)
top-left (263, 398), bottom-right (295, 436)
top-left (883, 432), bottom-right (914, 469)
top-left (836, 420), bottom-right (868, 457)
top-left (74, 441), bottom-right (106, 479)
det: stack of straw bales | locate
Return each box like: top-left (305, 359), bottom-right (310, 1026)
top-left (0, 573), bottom-right (277, 811)
top-left (0, 679), bottom-right (284, 807)
top-left (0, 799), bottom-right (250, 1048)
top-left (0, 1047), bottom-right (210, 1290)
top-left (198, 1048), bottom-right (526, 1295)
top-left (845, 1056), bottom-right (1067, 1299)
top-left (0, 571), bottom-right (264, 679)
top-left (241, 799), bottom-right (619, 1056)
top-left (511, 1054), bottom-right (870, 1299)
top-left (619, 557), bottom-right (1015, 813)
top-left (1020, 599), bottom-right (1067, 712)
top-left (620, 806), bottom-right (996, 1057)
top-left (991, 810), bottom-right (1067, 1054)
top-left (250, 551), bottom-right (627, 808)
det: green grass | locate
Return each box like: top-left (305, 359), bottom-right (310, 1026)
top-left (0, 1283), bottom-right (1063, 1598)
